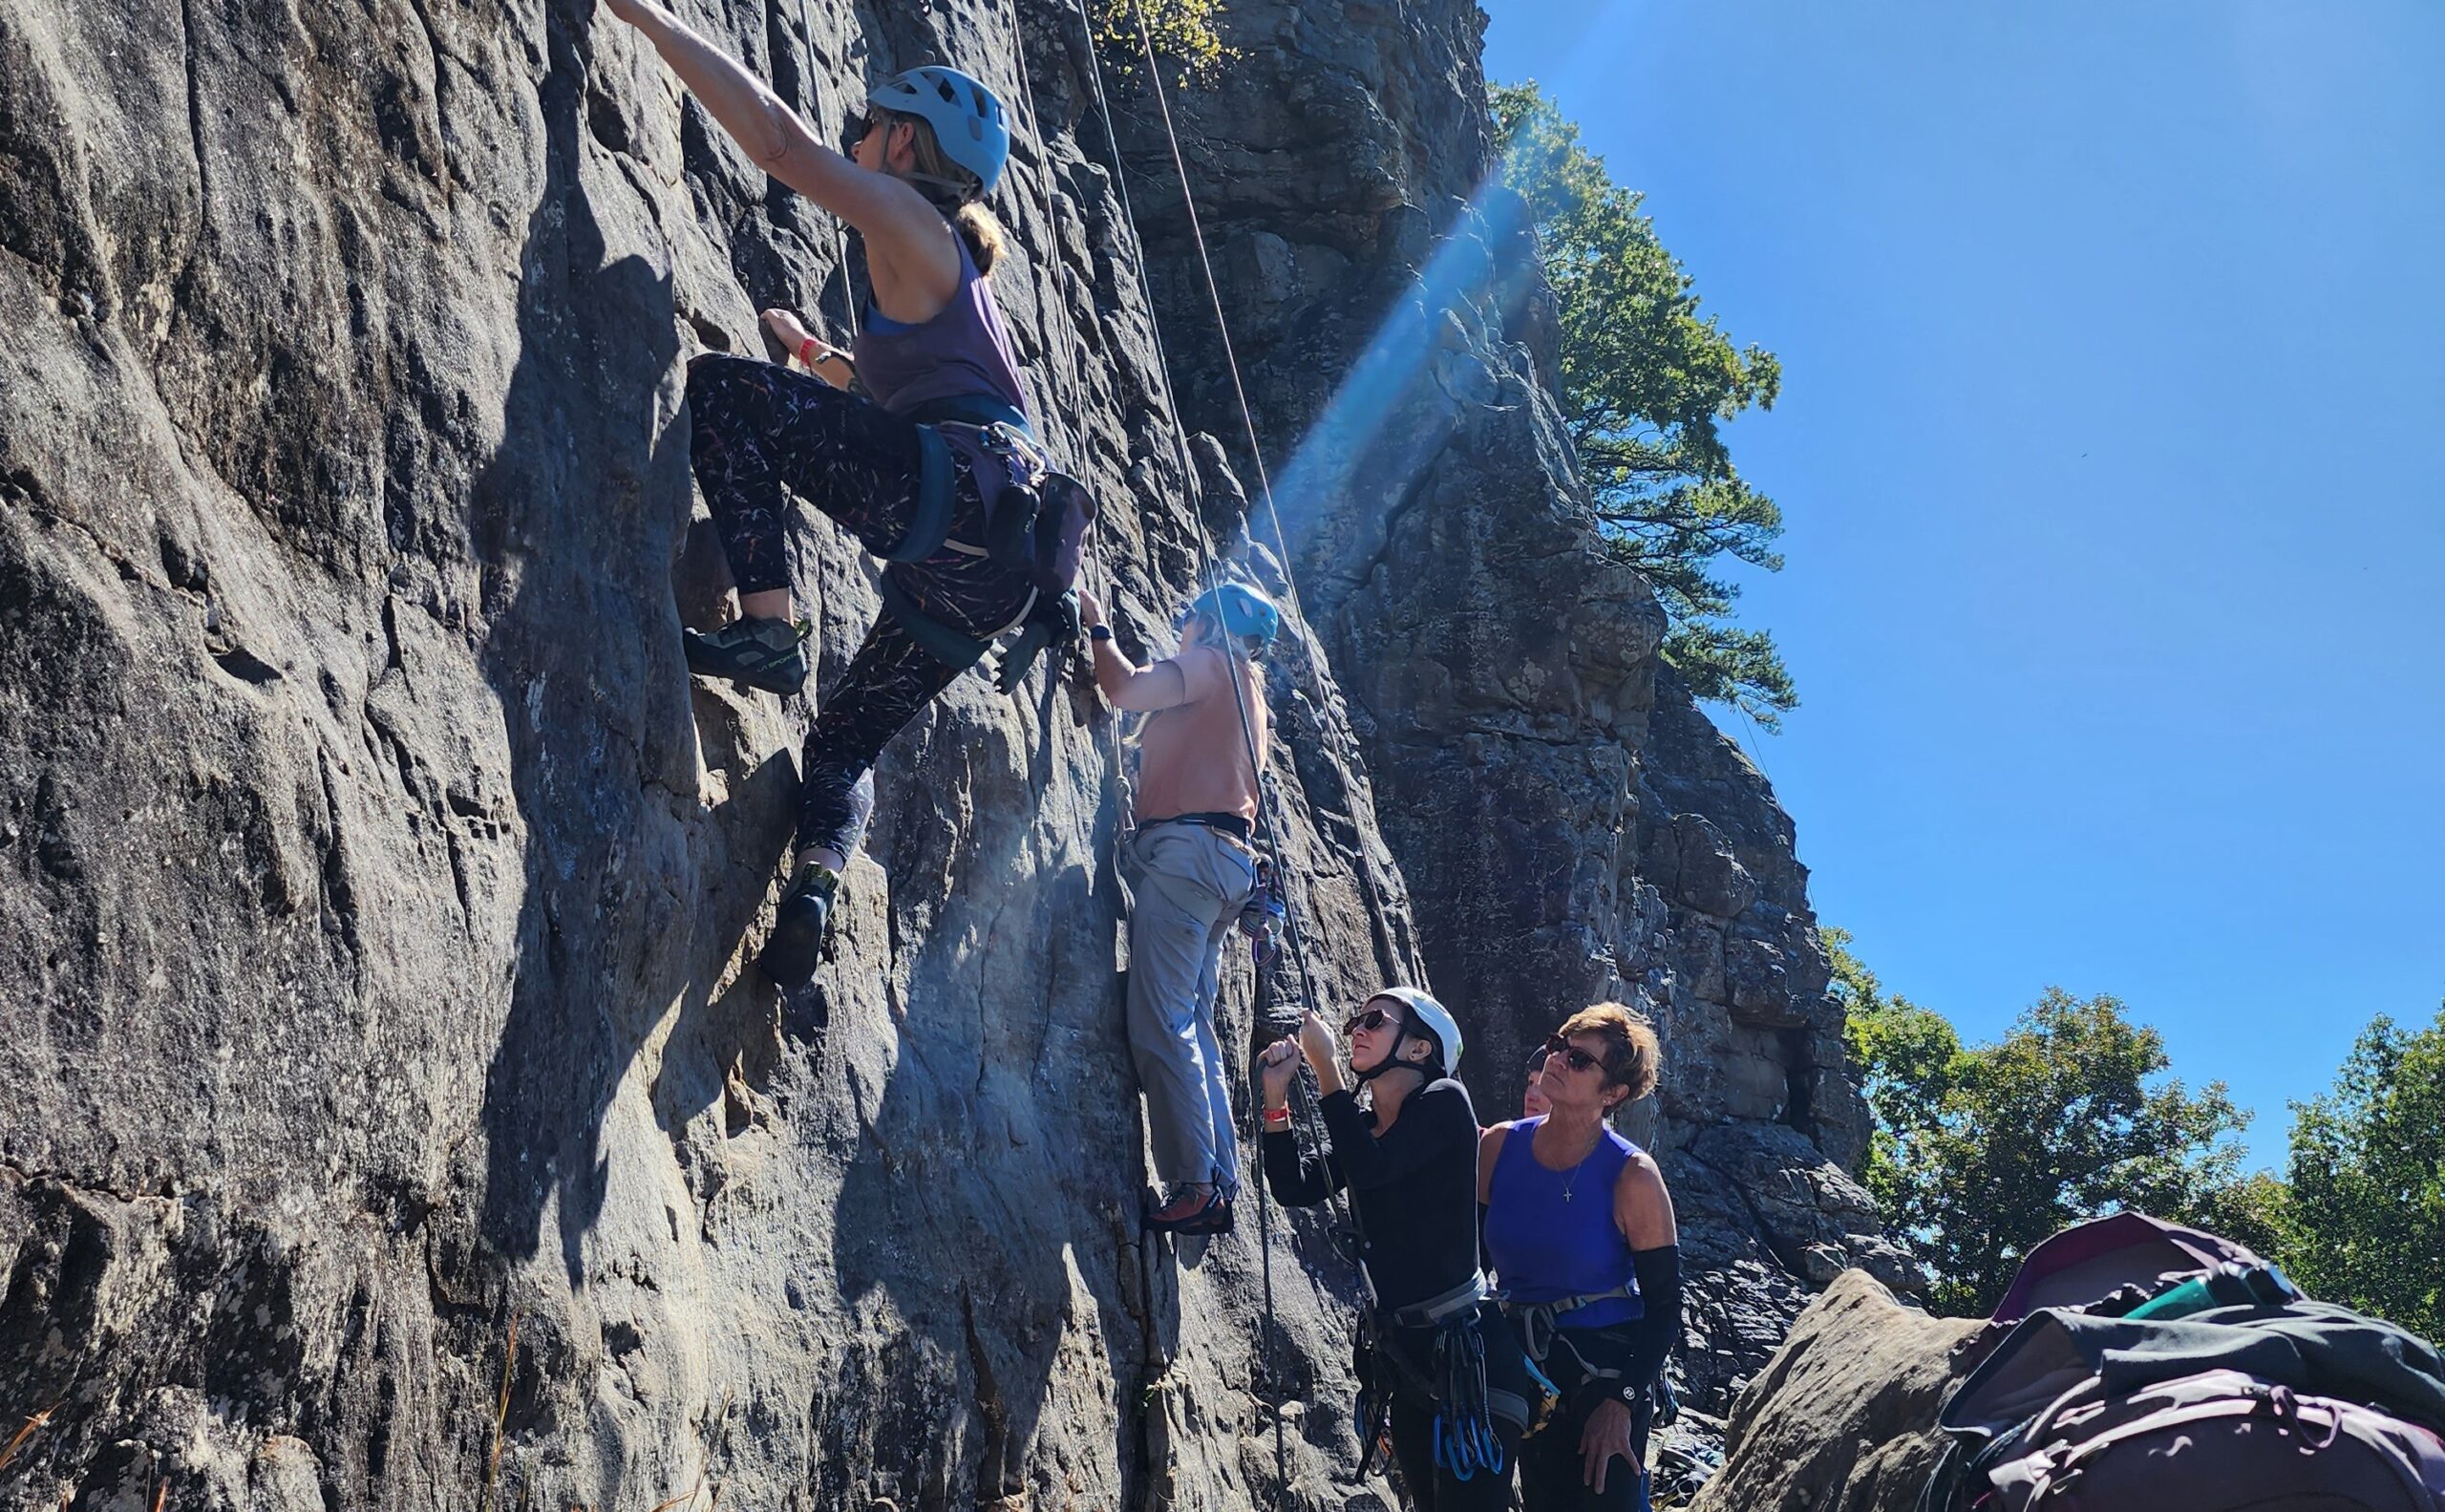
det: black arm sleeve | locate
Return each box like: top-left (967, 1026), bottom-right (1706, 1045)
top-left (1621, 1243), bottom-right (1683, 1393)
top-left (1317, 1083), bottom-right (1473, 1191)
top-left (1259, 1125), bottom-right (1343, 1208)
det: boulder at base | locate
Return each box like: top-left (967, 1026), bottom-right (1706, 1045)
top-left (1690, 1269), bottom-right (1982, 1512)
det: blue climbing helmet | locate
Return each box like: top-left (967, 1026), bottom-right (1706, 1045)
top-left (1183, 582), bottom-right (1282, 649)
top-left (868, 65), bottom-right (1010, 200)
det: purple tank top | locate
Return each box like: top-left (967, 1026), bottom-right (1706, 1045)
top-left (852, 235), bottom-right (1032, 423)
top-left (1484, 1117), bottom-right (1645, 1331)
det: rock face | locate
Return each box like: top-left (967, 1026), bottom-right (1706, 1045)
top-left (0, 1), bottom-right (1411, 1507)
top-left (1690, 1269), bottom-right (1980, 1512)
top-left (2, 1), bottom-right (1889, 1510)
top-left (1114, 0), bottom-right (1906, 1411)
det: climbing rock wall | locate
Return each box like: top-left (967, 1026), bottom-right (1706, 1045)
top-left (1112, 0), bottom-right (1912, 1414)
top-left (0, 0), bottom-right (1421, 1507)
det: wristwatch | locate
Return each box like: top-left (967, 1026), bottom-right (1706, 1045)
top-left (1088, 624), bottom-right (1114, 642)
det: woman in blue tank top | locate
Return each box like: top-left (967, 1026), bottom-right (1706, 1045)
top-left (1479, 1003), bottom-right (1684, 1511)
top-left (605, 1), bottom-right (1044, 988)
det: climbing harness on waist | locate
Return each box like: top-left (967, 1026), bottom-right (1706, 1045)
top-left (881, 394), bottom-right (1098, 692)
top-left (1502, 1283), bottom-right (1636, 1365)
top-left (1349, 1275), bottom-right (1531, 1483)
top-left (1135, 810), bottom-right (1254, 841)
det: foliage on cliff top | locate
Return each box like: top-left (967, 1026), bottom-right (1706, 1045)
top-left (1093, 0), bottom-right (1238, 88)
top-left (1492, 80), bottom-right (1795, 730)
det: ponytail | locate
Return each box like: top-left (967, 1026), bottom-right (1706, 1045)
top-left (954, 202), bottom-right (1006, 275)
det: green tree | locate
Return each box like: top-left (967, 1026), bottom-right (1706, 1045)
top-left (1492, 82), bottom-right (1795, 728)
top-left (1095, 0), bottom-right (1237, 87)
top-left (1831, 948), bottom-right (2255, 1315)
top-left (2282, 1008), bottom-right (2445, 1342)
top-left (1827, 927), bottom-right (1958, 1251)
top-left (2191, 1168), bottom-right (2292, 1271)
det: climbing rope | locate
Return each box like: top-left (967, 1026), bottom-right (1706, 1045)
top-left (1096, 0), bottom-right (1359, 1237)
top-left (766, 13), bottom-right (1366, 1496)
top-left (1037, 14), bottom-right (1299, 1500)
top-left (1043, 3), bottom-right (1414, 1501)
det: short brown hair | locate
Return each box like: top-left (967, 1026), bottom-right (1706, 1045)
top-left (1556, 1002), bottom-right (1661, 1105)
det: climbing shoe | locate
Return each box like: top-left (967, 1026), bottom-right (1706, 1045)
top-left (683, 615), bottom-right (811, 695)
top-left (757, 861), bottom-right (840, 989)
top-left (1144, 1187), bottom-right (1234, 1236)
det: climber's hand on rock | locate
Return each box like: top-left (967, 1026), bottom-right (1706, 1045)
top-left (1259, 1037), bottom-right (1300, 1104)
top-left (1296, 1009), bottom-right (1336, 1074)
top-left (762, 308), bottom-right (826, 360)
top-left (1580, 1395), bottom-right (1639, 1494)
top-left (1074, 585), bottom-right (1104, 629)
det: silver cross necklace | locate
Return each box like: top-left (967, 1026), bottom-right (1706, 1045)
top-left (1548, 1125), bottom-right (1602, 1203)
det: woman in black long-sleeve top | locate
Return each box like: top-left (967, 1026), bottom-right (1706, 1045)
top-left (1258, 989), bottom-right (1540, 1508)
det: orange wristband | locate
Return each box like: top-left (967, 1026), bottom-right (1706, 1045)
top-left (797, 337), bottom-right (820, 367)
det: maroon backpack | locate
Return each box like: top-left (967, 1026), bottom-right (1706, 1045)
top-left (1922, 1214), bottom-right (2445, 1512)
top-left (1958, 1368), bottom-right (2445, 1511)
top-left (1990, 1210), bottom-right (2263, 1323)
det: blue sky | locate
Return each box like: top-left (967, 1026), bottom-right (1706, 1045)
top-left (1478, 0), bottom-right (2445, 1170)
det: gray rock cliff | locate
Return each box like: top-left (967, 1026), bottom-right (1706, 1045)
top-left (1, 0), bottom-right (1893, 1506)
top-left (0, 0), bottom-right (1408, 1506)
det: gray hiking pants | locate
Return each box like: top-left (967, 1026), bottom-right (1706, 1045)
top-left (1124, 821), bottom-right (1259, 1196)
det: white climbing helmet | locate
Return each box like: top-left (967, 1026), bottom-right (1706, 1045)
top-left (1374, 987), bottom-right (1463, 1078)
top-left (868, 65), bottom-right (1010, 200)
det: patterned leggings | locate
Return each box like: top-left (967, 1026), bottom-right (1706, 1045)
top-left (686, 354), bottom-right (1035, 858)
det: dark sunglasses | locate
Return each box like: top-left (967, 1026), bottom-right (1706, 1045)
top-left (1344, 1006), bottom-right (1404, 1036)
top-left (1541, 1034), bottom-right (1604, 1075)
top-left (843, 109), bottom-right (885, 153)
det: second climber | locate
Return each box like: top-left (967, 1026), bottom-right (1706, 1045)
top-left (1259, 990), bottom-right (1544, 1505)
top-left (1078, 581), bottom-right (1280, 1236)
top-left (604, 0), bottom-right (1057, 988)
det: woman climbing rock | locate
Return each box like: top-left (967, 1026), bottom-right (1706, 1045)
top-left (603, 0), bottom-right (1051, 988)
top-left (1259, 990), bottom-right (1541, 1506)
top-left (1078, 581), bottom-right (1278, 1237)
top-left (1478, 1003), bottom-right (1683, 1511)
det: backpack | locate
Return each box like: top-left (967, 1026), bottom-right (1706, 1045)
top-left (1989, 1210), bottom-right (2264, 1323)
top-left (1946, 1368), bottom-right (2445, 1511)
top-left (1923, 1214), bottom-right (2445, 1512)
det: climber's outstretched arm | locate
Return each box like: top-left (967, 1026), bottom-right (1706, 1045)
top-left (599, 0), bottom-right (933, 253)
top-left (1075, 586), bottom-right (1194, 712)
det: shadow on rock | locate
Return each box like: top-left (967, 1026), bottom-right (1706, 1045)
top-left (471, 0), bottom-right (779, 1285)
top-left (812, 689), bottom-right (1151, 1507)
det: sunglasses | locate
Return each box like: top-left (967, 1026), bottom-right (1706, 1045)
top-left (1541, 1034), bottom-right (1604, 1075)
top-left (843, 110), bottom-right (886, 153)
top-left (1344, 1006), bottom-right (1404, 1036)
